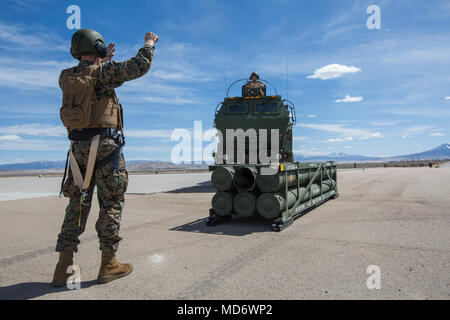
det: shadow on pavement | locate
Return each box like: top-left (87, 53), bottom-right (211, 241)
top-left (0, 280), bottom-right (97, 300)
top-left (165, 181), bottom-right (215, 194)
top-left (170, 216), bottom-right (274, 236)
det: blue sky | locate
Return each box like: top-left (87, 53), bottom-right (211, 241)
top-left (0, 0), bottom-right (449, 164)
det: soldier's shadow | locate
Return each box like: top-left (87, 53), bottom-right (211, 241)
top-left (0, 280), bottom-right (97, 300)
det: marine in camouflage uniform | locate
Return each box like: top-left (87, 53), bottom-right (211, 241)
top-left (242, 72), bottom-right (266, 97)
top-left (57, 138), bottom-right (129, 252)
top-left (56, 41), bottom-right (154, 253)
top-left (52, 29), bottom-right (159, 286)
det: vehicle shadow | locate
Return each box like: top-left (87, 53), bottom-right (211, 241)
top-left (170, 216), bottom-right (274, 236)
top-left (0, 280), bottom-right (97, 300)
top-left (165, 181), bottom-right (215, 194)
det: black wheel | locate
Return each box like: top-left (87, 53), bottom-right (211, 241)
top-left (272, 218), bottom-right (283, 232)
top-left (206, 212), bottom-right (232, 227)
top-left (206, 215), bottom-right (218, 226)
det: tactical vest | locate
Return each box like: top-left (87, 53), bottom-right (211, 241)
top-left (59, 64), bottom-right (123, 131)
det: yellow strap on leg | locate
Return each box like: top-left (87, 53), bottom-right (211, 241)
top-left (79, 197), bottom-right (82, 227)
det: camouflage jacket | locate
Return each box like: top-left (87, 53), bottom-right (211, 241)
top-left (242, 81), bottom-right (266, 97)
top-left (59, 44), bottom-right (155, 100)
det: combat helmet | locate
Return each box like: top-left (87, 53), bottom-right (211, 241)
top-left (70, 29), bottom-right (108, 60)
top-left (249, 72), bottom-right (260, 80)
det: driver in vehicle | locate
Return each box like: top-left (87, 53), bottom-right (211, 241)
top-left (242, 72), bottom-right (266, 97)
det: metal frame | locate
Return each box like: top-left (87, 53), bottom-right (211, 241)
top-left (207, 162), bottom-right (338, 231)
top-left (283, 99), bottom-right (297, 125)
top-left (272, 162), bottom-right (338, 231)
top-left (226, 78), bottom-right (278, 97)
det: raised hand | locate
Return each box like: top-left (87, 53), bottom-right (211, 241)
top-left (145, 32), bottom-right (159, 46)
top-left (102, 43), bottom-right (116, 63)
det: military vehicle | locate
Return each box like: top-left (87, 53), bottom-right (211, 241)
top-left (207, 79), bottom-right (338, 231)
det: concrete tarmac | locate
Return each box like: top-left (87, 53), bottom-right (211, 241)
top-left (0, 167), bottom-right (449, 300)
top-left (0, 172), bottom-right (211, 201)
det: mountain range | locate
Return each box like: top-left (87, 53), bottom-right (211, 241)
top-left (0, 143), bottom-right (448, 171)
top-left (294, 143), bottom-right (450, 163)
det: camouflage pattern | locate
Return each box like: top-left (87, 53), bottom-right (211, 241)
top-left (56, 45), bottom-right (155, 252)
top-left (56, 136), bottom-right (128, 252)
top-left (60, 44), bottom-right (155, 101)
top-left (242, 80), bottom-right (266, 97)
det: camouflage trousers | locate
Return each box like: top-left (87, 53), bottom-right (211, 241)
top-left (56, 135), bottom-right (128, 252)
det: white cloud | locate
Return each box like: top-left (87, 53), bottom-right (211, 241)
top-left (293, 149), bottom-right (327, 156)
top-left (112, 41), bottom-right (216, 106)
top-left (307, 64), bottom-right (361, 80)
top-left (0, 21), bottom-right (67, 52)
top-left (0, 57), bottom-right (72, 89)
top-left (370, 121), bottom-right (398, 126)
top-left (293, 136), bottom-right (308, 141)
top-left (306, 114), bottom-right (317, 118)
top-left (0, 124), bottom-right (66, 137)
top-left (399, 126), bottom-right (439, 138)
top-left (326, 136), bottom-right (354, 143)
top-left (0, 138), bottom-right (67, 151)
top-left (0, 135), bottom-right (22, 141)
top-left (445, 97), bottom-right (450, 100)
top-left (140, 96), bottom-right (200, 105)
top-left (119, 81), bottom-right (203, 106)
top-left (430, 132), bottom-right (446, 136)
top-left (125, 129), bottom-right (172, 139)
top-left (383, 108), bottom-right (450, 118)
top-left (142, 42), bottom-right (214, 83)
top-left (370, 132), bottom-right (382, 138)
top-left (125, 145), bottom-right (173, 153)
top-left (298, 123), bottom-right (383, 140)
top-left (404, 125), bottom-right (435, 135)
top-left (335, 95), bottom-right (363, 103)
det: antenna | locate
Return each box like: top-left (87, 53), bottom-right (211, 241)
top-left (286, 55), bottom-right (289, 100)
top-left (287, 56), bottom-right (289, 100)
top-left (225, 62), bottom-right (228, 97)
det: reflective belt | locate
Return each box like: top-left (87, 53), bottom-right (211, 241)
top-left (69, 135), bottom-right (100, 225)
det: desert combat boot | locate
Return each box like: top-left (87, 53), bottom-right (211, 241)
top-left (97, 250), bottom-right (133, 284)
top-left (52, 250), bottom-right (75, 287)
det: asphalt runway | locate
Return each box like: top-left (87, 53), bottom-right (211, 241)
top-left (0, 172), bottom-right (211, 201)
top-left (0, 167), bottom-right (449, 300)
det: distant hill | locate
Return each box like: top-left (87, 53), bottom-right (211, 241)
top-left (0, 143), bottom-right (448, 170)
top-left (294, 143), bottom-right (450, 163)
top-left (386, 143), bottom-right (450, 161)
top-left (0, 159), bottom-right (207, 171)
top-left (127, 161), bottom-right (207, 171)
top-left (0, 160), bottom-right (66, 171)
top-left (295, 152), bottom-right (380, 163)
